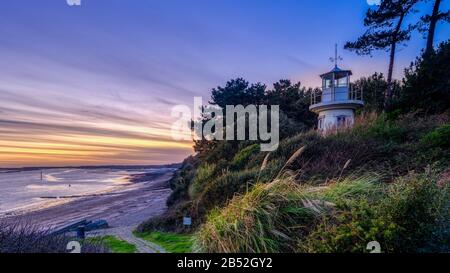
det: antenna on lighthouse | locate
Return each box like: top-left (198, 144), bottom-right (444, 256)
top-left (329, 43), bottom-right (343, 68)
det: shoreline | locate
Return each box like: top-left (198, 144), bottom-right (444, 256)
top-left (1, 170), bottom-right (175, 230)
top-left (0, 163), bottom-right (181, 173)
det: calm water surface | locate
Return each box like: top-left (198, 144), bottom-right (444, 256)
top-left (0, 168), bottom-right (157, 216)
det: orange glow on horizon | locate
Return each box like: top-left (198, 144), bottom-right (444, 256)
top-left (0, 133), bottom-right (194, 167)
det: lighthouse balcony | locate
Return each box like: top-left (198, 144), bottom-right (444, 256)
top-left (309, 87), bottom-right (364, 113)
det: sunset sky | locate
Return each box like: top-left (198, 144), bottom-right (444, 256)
top-left (0, 0), bottom-right (449, 167)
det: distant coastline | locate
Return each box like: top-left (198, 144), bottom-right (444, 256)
top-left (0, 165), bottom-right (180, 220)
top-left (1, 167), bottom-right (177, 229)
top-left (0, 163), bottom-right (182, 173)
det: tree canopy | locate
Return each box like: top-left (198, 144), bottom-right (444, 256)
top-left (345, 0), bottom-right (419, 110)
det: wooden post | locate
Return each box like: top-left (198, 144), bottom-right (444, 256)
top-left (76, 226), bottom-right (85, 239)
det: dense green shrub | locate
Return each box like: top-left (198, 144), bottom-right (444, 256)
top-left (197, 169), bottom-right (259, 211)
top-left (189, 163), bottom-right (216, 199)
top-left (167, 155), bottom-right (199, 206)
top-left (247, 113), bottom-right (445, 183)
top-left (298, 199), bottom-right (398, 253)
top-left (203, 141), bottom-right (240, 164)
top-left (363, 114), bottom-right (407, 143)
top-left (382, 171), bottom-right (449, 252)
top-left (194, 175), bottom-right (380, 253)
top-left (194, 171), bottom-right (448, 253)
top-left (231, 144), bottom-right (260, 170)
top-left (147, 113), bottom-right (449, 235)
top-left (394, 41), bottom-right (450, 115)
top-left (247, 122), bottom-right (389, 181)
top-left (352, 72), bottom-right (400, 113)
top-left (194, 177), bottom-right (315, 253)
top-left (298, 171), bottom-right (449, 253)
top-left (420, 124), bottom-right (450, 148)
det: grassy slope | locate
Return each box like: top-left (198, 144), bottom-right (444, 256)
top-left (139, 113), bottom-right (449, 231)
top-left (135, 232), bottom-right (193, 253)
top-left (138, 113), bottom-right (450, 253)
top-left (90, 236), bottom-right (136, 253)
top-left (191, 114), bottom-right (450, 253)
top-left (194, 171), bottom-right (449, 253)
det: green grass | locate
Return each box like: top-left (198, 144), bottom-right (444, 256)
top-left (231, 144), bottom-right (260, 170)
top-left (420, 124), bottom-right (450, 148)
top-left (140, 113), bottom-right (450, 251)
top-left (194, 170), bottom-right (449, 253)
top-left (189, 163), bottom-right (216, 199)
top-left (193, 176), bottom-right (322, 253)
top-left (136, 232), bottom-right (193, 253)
top-left (89, 235), bottom-right (136, 253)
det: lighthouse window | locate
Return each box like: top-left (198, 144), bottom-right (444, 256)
top-left (337, 77), bottom-right (348, 87)
top-left (337, 115), bottom-right (347, 127)
top-left (318, 116), bottom-right (325, 130)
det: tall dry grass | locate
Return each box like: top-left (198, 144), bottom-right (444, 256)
top-left (0, 220), bottom-right (107, 253)
top-left (193, 173), bottom-right (382, 253)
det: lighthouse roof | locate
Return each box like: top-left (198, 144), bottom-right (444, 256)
top-left (320, 66), bottom-right (352, 79)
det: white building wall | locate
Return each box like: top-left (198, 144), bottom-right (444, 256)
top-left (318, 108), bottom-right (355, 132)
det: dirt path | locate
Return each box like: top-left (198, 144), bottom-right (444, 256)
top-left (90, 226), bottom-right (166, 253)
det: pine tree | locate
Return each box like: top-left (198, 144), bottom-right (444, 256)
top-left (419, 0), bottom-right (449, 55)
top-left (345, 0), bottom-right (418, 110)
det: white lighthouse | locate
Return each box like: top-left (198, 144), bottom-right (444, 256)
top-left (310, 45), bottom-right (364, 132)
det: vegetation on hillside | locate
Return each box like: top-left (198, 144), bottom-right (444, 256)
top-left (139, 110), bottom-right (449, 232)
top-left (395, 41), bottom-right (450, 114)
top-left (194, 171), bottom-right (448, 253)
top-left (138, 38), bottom-right (449, 252)
top-left (0, 222), bottom-right (107, 253)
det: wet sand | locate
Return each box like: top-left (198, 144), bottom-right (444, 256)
top-left (2, 170), bottom-right (174, 230)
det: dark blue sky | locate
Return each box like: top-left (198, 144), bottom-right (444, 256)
top-left (0, 0), bottom-right (448, 166)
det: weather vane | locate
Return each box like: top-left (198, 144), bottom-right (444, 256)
top-left (329, 43), bottom-right (343, 68)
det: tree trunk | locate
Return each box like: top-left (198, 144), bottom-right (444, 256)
top-left (425, 0), bottom-right (442, 55)
top-left (384, 14), bottom-right (406, 110)
top-left (385, 42), bottom-right (396, 110)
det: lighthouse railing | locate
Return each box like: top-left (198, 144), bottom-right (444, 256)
top-left (311, 85), bottom-right (363, 105)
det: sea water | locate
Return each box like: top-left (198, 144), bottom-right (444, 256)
top-left (0, 167), bottom-right (156, 217)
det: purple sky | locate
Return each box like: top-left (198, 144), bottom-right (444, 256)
top-left (0, 0), bottom-right (448, 167)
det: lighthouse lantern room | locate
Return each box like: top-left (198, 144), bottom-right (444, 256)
top-left (310, 45), bottom-right (364, 132)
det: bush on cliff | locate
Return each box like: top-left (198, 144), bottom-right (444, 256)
top-left (140, 112), bottom-right (449, 234)
top-left (194, 170), bottom-right (448, 253)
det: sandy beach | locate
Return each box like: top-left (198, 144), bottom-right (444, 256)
top-left (2, 170), bottom-right (174, 230)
